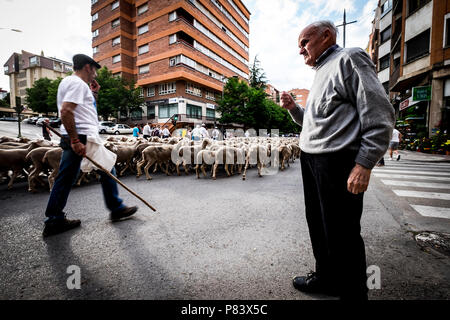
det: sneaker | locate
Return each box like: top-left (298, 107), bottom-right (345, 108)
top-left (292, 272), bottom-right (339, 296)
top-left (43, 218), bottom-right (81, 237)
top-left (396, 154), bottom-right (401, 161)
top-left (388, 158), bottom-right (393, 161)
top-left (110, 206), bottom-right (138, 222)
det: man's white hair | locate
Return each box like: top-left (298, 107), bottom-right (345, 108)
top-left (306, 20), bottom-right (338, 39)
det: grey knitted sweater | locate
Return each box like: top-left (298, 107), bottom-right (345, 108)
top-left (289, 46), bottom-right (395, 169)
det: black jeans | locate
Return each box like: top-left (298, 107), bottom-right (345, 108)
top-left (300, 150), bottom-right (368, 299)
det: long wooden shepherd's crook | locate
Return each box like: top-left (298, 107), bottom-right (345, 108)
top-left (45, 123), bottom-right (157, 212)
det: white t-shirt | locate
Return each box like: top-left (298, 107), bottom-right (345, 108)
top-left (162, 128), bottom-right (170, 136)
top-left (391, 129), bottom-right (401, 142)
top-left (200, 127), bottom-right (209, 138)
top-left (57, 75), bottom-right (99, 136)
top-left (143, 124), bottom-right (151, 136)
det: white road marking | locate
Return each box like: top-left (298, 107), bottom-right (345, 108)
top-left (392, 190), bottom-right (450, 200)
top-left (373, 173), bottom-right (450, 181)
top-left (381, 180), bottom-right (450, 189)
top-left (410, 205), bottom-right (450, 219)
top-left (373, 169), bottom-right (450, 176)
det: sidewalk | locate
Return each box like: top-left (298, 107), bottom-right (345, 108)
top-left (395, 150), bottom-right (450, 163)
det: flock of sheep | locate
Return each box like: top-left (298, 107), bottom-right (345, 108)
top-left (0, 134), bottom-right (301, 193)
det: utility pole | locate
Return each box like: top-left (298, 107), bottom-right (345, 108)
top-left (336, 9), bottom-right (357, 48)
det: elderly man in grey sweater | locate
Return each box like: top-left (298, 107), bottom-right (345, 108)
top-left (281, 21), bottom-right (394, 300)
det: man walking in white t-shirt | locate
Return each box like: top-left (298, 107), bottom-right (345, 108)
top-left (389, 127), bottom-right (402, 161)
top-left (43, 54), bottom-right (138, 237)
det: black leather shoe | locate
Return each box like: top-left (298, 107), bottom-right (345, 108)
top-left (293, 272), bottom-right (338, 296)
top-left (110, 206), bottom-right (138, 222)
top-left (43, 218), bottom-right (81, 237)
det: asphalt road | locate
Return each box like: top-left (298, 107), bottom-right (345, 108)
top-left (0, 122), bottom-right (449, 300)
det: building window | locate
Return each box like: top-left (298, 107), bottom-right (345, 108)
top-left (4, 66), bottom-right (9, 73)
top-left (169, 11), bottom-right (177, 22)
top-left (112, 36), bottom-right (120, 46)
top-left (187, 104), bottom-right (202, 119)
top-left (380, 27), bottom-right (391, 43)
top-left (379, 55), bottom-right (390, 71)
top-left (93, 46), bottom-right (99, 54)
top-left (113, 72), bottom-right (122, 78)
top-left (111, 0), bottom-right (119, 10)
top-left (91, 0), bottom-right (98, 4)
top-left (112, 18), bottom-right (120, 28)
top-left (408, 0), bottom-right (430, 15)
top-left (205, 91), bottom-right (216, 101)
top-left (169, 34), bottom-right (177, 44)
top-left (138, 3), bottom-right (148, 15)
top-left (131, 109), bottom-right (143, 120)
top-left (159, 82), bottom-right (176, 95)
top-left (159, 103), bottom-right (178, 118)
top-left (138, 44), bottom-right (149, 55)
top-left (139, 64), bottom-right (150, 74)
top-left (147, 87), bottom-right (155, 97)
top-left (382, 81), bottom-right (389, 95)
top-left (112, 54), bottom-right (121, 64)
top-left (206, 108), bottom-right (215, 120)
top-left (381, 0), bottom-right (392, 14)
top-left (147, 106), bottom-right (155, 119)
top-left (92, 29), bottom-right (99, 38)
top-left (445, 14), bottom-right (450, 48)
top-left (92, 12), bottom-right (98, 22)
top-left (405, 29), bottom-right (430, 63)
top-left (138, 24), bottom-right (149, 35)
top-left (29, 56), bottom-right (38, 65)
top-left (186, 82), bottom-right (202, 97)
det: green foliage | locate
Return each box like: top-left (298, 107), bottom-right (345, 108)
top-left (96, 67), bottom-right (145, 120)
top-left (216, 77), bottom-right (300, 134)
top-left (47, 77), bottom-right (63, 116)
top-left (249, 56), bottom-right (267, 90)
top-left (0, 92), bottom-right (10, 107)
top-left (25, 78), bottom-right (54, 114)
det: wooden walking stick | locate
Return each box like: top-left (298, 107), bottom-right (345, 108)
top-left (45, 123), bottom-right (156, 212)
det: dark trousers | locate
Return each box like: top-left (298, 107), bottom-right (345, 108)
top-left (44, 135), bottom-right (124, 223)
top-left (300, 150), bottom-right (368, 299)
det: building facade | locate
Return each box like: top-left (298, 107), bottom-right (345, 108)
top-left (370, 0), bottom-right (450, 138)
top-left (287, 88), bottom-right (309, 109)
top-left (265, 84), bottom-right (280, 106)
top-left (3, 50), bottom-right (73, 114)
top-left (91, 0), bottom-right (250, 129)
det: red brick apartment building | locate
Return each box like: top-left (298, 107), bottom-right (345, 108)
top-left (287, 88), bottom-right (309, 109)
top-left (91, 0), bottom-right (250, 129)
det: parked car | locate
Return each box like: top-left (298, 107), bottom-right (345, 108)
top-left (26, 116), bottom-right (39, 124)
top-left (106, 124), bottom-right (133, 135)
top-left (0, 116), bottom-right (18, 121)
top-left (36, 117), bottom-right (47, 126)
top-left (49, 117), bottom-right (61, 128)
top-left (98, 121), bottom-right (116, 134)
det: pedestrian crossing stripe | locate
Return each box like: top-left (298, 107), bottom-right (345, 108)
top-left (373, 169), bottom-right (450, 176)
top-left (410, 205), bottom-right (450, 219)
top-left (381, 180), bottom-right (450, 189)
top-left (373, 173), bottom-right (450, 181)
top-left (392, 190), bottom-right (450, 200)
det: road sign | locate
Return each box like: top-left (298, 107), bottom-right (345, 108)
top-left (412, 86), bottom-right (431, 101)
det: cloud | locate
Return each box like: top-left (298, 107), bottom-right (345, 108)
top-left (246, 0), bottom-right (378, 91)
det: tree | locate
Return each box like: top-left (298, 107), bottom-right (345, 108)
top-left (216, 77), bottom-right (249, 125)
top-left (249, 56), bottom-right (267, 90)
top-left (25, 78), bottom-right (54, 115)
top-left (95, 67), bottom-right (145, 120)
top-left (0, 92), bottom-right (10, 108)
top-left (47, 77), bottom-right (63, 117)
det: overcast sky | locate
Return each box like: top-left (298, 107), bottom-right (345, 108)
top-left (0, 0), bottom-right (377, 93)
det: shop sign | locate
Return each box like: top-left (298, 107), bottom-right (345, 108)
top-left (412, 86), bottom-right (431, 101)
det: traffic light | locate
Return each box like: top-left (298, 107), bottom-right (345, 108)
top-left (171, 114), bottom-right (178, 126)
